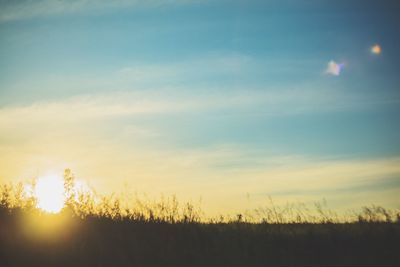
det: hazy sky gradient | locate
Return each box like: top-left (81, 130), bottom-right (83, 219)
top-left (1, 0), bottom-right (399, 214)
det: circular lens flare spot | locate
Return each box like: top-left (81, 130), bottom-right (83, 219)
top-left (35, 175), bottom-right (65, 213)
top-left (371, 44), bottom-right (381, 55)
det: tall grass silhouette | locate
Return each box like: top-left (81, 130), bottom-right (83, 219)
top-left (0, 169), bottom-right (399, 267)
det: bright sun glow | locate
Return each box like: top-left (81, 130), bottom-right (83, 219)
top-left (35, 175), bottom-right (65, 213)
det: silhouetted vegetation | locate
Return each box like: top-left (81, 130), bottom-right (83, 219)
top-left (0, 169), bottom-right (399, 267)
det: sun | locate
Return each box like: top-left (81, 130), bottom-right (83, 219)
top-left (35, 175), bottom-right (65, 213)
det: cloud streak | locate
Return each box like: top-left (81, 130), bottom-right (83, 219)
top-left (0, 83), bottom-right (383, 127)
top-left (0, 0), bottom-right (203, 22)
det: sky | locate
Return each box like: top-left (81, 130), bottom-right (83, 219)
top-left (1, 0), bottom-right (400, 215)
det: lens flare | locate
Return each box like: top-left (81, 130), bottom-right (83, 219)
top-left (325, 60), bottom-right (344, 76)
top-left (371, 44), bottom-right (381, 55)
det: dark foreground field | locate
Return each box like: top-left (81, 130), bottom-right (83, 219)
top-left (1, 208), bottom-right (399, 267)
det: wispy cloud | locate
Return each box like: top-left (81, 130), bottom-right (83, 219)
top-left (0, 83), bottom-right (380, 127)
top-left (0, 0), bottom-right (202, 22)
top-left (116, 54), bottom-right (252, 82)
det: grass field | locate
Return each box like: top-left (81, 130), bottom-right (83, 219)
top-left (0, 173), bottom-right (399, 267)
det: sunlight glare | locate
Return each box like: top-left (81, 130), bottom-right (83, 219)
top-left (36, 175), bottom-right (65, 213)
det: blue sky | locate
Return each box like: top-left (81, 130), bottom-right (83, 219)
top-left (0, 0), bottom-right (399, 214)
